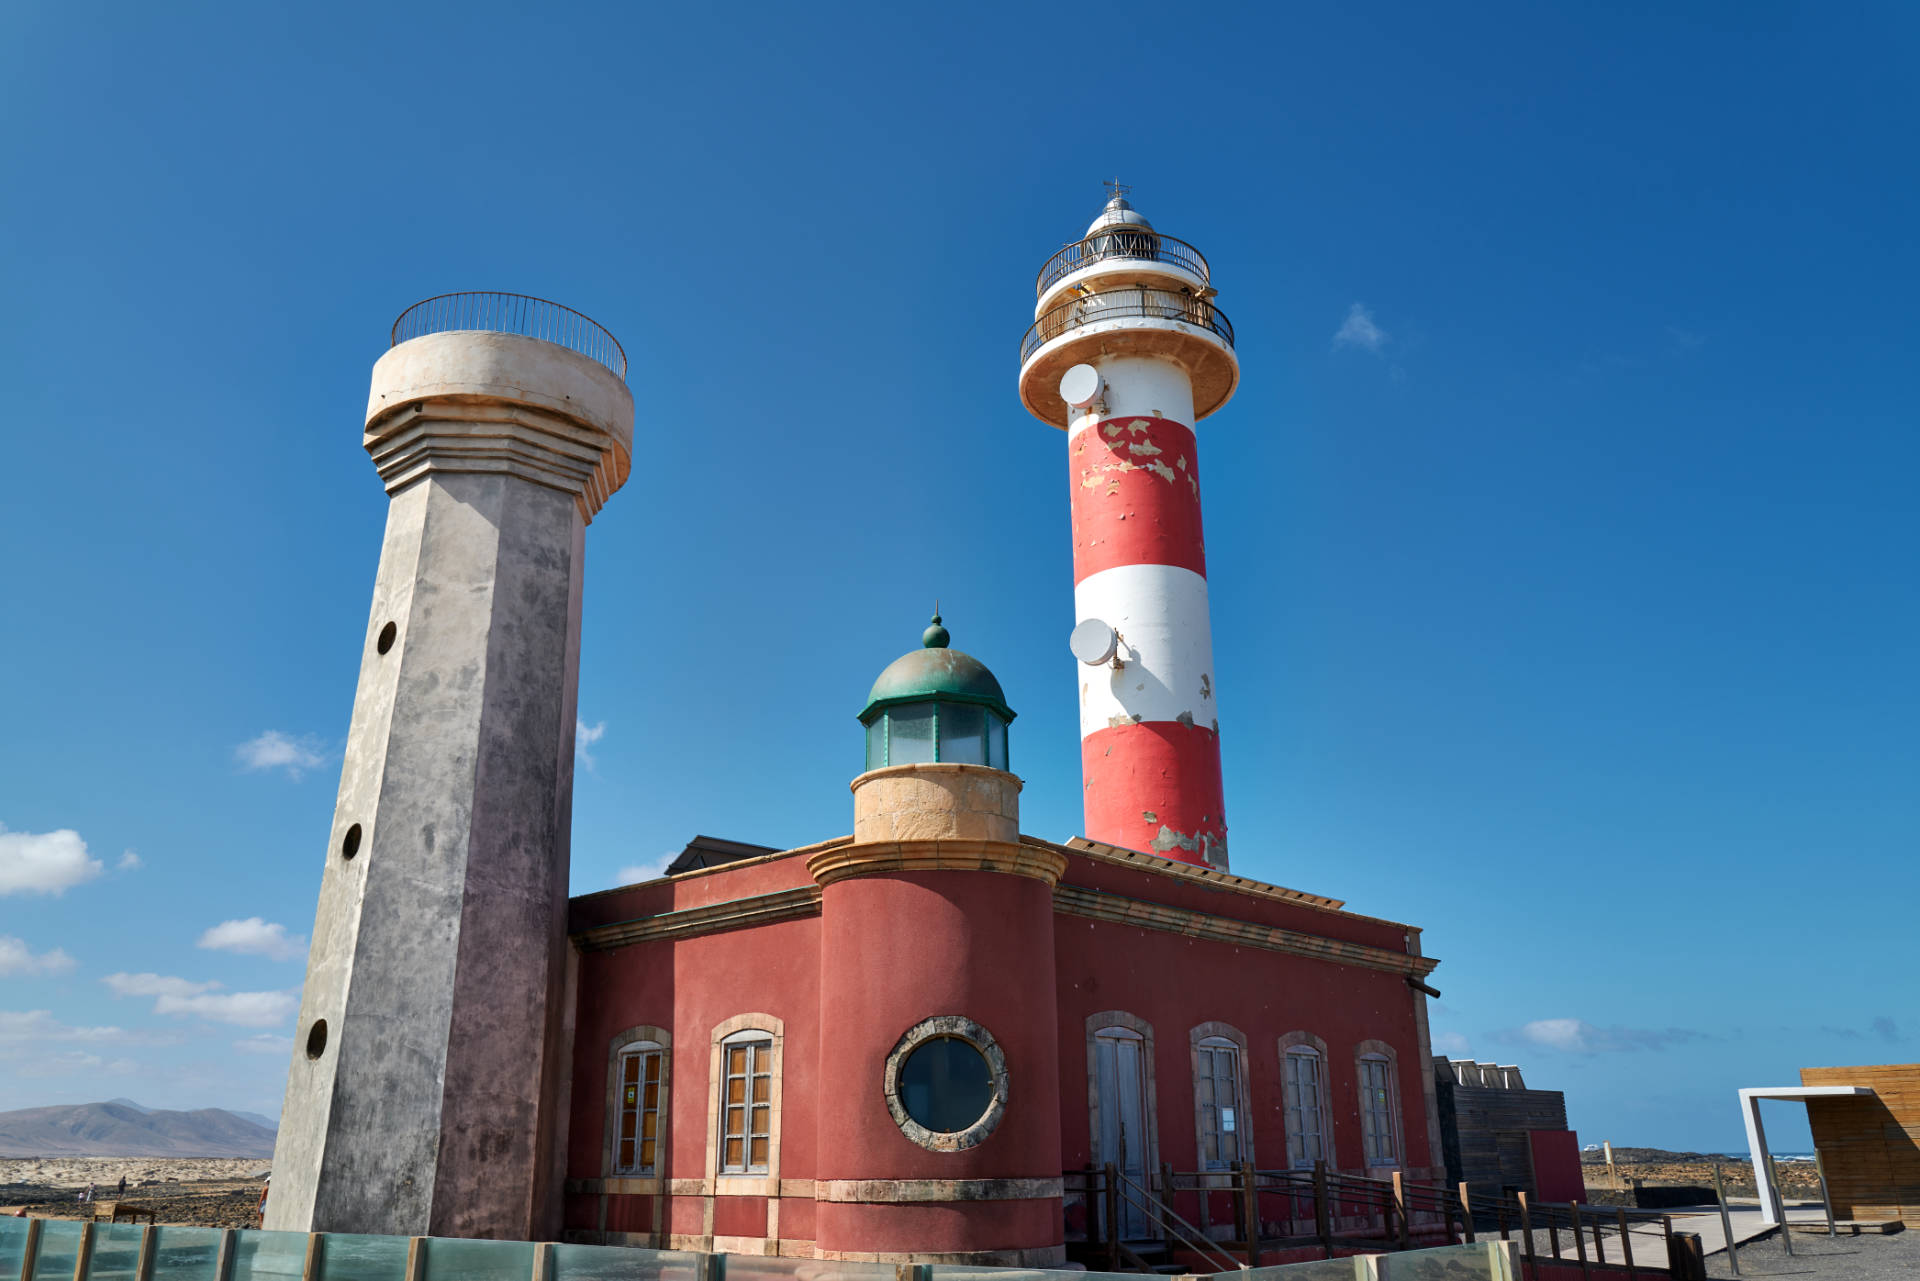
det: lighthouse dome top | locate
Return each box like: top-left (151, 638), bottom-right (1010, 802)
top-left (1084, 194), bottom-right (1154, 238)
top-left (859, 614), bottom-right (1014, 724)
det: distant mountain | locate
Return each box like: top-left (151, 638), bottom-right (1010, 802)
top-left (229, 1111), bottom-right (278, 1132)
top-left (0, 1102), bottom-right (277, 1157)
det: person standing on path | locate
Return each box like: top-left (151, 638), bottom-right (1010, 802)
top-left (117, 1176), bottom-right (126, 1196)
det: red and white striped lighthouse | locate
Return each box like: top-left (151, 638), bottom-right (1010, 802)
top-left (1018, 187), bottom-right (1239, 868)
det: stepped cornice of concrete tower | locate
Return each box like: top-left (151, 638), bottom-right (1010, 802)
top-left (365, 302), bottom-right (634, 522)
top-left (1019, 194), bottom-right (1238, 428)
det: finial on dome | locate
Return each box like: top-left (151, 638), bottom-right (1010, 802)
top-left (923, 603), bottom-right (950, 649)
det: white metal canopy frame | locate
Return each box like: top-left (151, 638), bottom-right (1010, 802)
top-left (1737, 1084), bottom-right (1875, 1225)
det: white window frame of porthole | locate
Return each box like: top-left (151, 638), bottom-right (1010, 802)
top-left (883, 1015), bottom-right (1010, 1153)
top-left (1354, 1039), bottom-right (1403, 1170)
top-left (605, 1025), bottom-right (671, 1180)
top-left (706, 1015), bottom-right (783, 1195)
top-left (1188, 1021), bottom-right (1254, 1180)
top-left (1277, 1030), bottom-right (1330, 1171)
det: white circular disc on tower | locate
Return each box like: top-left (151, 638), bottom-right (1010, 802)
top-left (1059, 363), bottom-right (1103, 408)
top-left (1069, 618), bottom-right (1119, 666)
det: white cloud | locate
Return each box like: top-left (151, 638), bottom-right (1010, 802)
top-left (103, 973), bottom-right (220, 1000)
top-left (576, 719), bottom-right (607, 770)
top-left (0, 1010), bottom-right (127, 1044)
top-left (1432, 1031), bottom-right (1470, 1056)
top-left (235, 731), bottom-right (327, 779)
top-left (197, 918), bottom-right (307, 963)
top-left (11, 1051), bottom-right (139, 1079)
top-left (0, 937), bottom-right (77, 978)
top-left (1497, 1017), bottom-right (1703, 1054)
top-left (118, 850), bottom-right (142, 871)
top-left (0, 824), bottom-right (105, 896)
top-left (102, 973), bottom-right (297, 1028)
top-left (1333, 302), bottom-right (1388, 353)
top-left (157, 991), bottom-right (298, 1027)
top-left (614, 853), bottom-right (675, 885)
top-left (234, 1034), bottom-right (293, 1056)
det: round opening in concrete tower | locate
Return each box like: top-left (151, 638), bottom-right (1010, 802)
top-left (305, 1020), bottom-right (328, 1060)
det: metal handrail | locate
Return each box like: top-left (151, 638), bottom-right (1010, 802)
top-left (390, 292), bottom-right (627, 379)
top-left (1036, 231), bottom-right (1210, 297)
top-left (1108, 1166), bottom-right (1244, 1273)
top-left (1020, 287), bottom-right (1234, 364)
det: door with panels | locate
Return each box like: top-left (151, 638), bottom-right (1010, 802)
top-left (1093, 1026), bottom-right (1154, 1239)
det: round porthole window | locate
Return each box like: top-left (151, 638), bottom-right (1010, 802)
top-left (883, 1015), bottom-right (1008, 1152)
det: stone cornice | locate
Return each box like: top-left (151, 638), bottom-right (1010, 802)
top-left (366, 400), bottom-right (629, 521)
top-left (1052, 883), bottom-right (1440, 978)
top-left (571, 886), bottom-right (821, 953)
top-left (1053, 835), bottom-right (1352, 913)
top-left (817, 1177), bottom-right (1063, 1203)
top-left (808, 838), bottom-right (1068, 888)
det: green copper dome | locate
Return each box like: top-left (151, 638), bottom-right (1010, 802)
top-left (858, 612), bottom-right (1016, 725)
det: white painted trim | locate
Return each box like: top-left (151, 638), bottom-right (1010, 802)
top-left (1736, 1086), bottom-right (1870, 1225)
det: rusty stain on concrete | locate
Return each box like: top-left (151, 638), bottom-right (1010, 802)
top-left (1175, 710), bottom-right (1195, 728)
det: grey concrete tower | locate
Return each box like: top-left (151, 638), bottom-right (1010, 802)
top-left (268, 297), bottom-right (633, 1241)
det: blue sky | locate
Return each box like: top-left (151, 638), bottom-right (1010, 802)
top-left (2, 2), bottom-right (1914, 1155)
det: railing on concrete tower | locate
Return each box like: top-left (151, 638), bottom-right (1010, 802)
top-left (391, 292), bottom-right (627, 379)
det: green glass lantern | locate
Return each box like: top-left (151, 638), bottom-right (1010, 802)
top-left (859, 612), bottom-right (1015, 773)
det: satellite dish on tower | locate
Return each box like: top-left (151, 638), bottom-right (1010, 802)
top-left (1059, 364), bottom-right (1103, 409)
top-left (1069, 618), bottom-right (1120, 666)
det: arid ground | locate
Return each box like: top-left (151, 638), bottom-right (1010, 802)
top-left (1, 1158), bottom-right (266, 1229)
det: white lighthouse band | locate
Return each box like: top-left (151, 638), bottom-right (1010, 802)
top-left (1074, 563), bottom-right (1218, 739)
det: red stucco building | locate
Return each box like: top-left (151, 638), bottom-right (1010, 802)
top-left (558, 624), bottom-right (1445, 1265)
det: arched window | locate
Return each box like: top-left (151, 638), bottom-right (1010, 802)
top-left (1278, 1031), bottom-right (1329, 1169)
top-left (707, 1014), bottom-right (784, 1183)
top-left (1355, 1040), bottom-right (1402, 1169)
top-left (603, 1025), bottom-right (670, 1178)
top-left (1190, 1022), bottom-right (1252, 1172)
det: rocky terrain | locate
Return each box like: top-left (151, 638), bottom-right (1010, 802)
top-left (1580, 1146), bottom-right (1826, 1200)
top-left (0, 1158), bottom-right (267, 1229)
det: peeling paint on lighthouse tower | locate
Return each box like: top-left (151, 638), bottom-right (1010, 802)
top-left (1018, 187), bottom-right (1239, 868)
